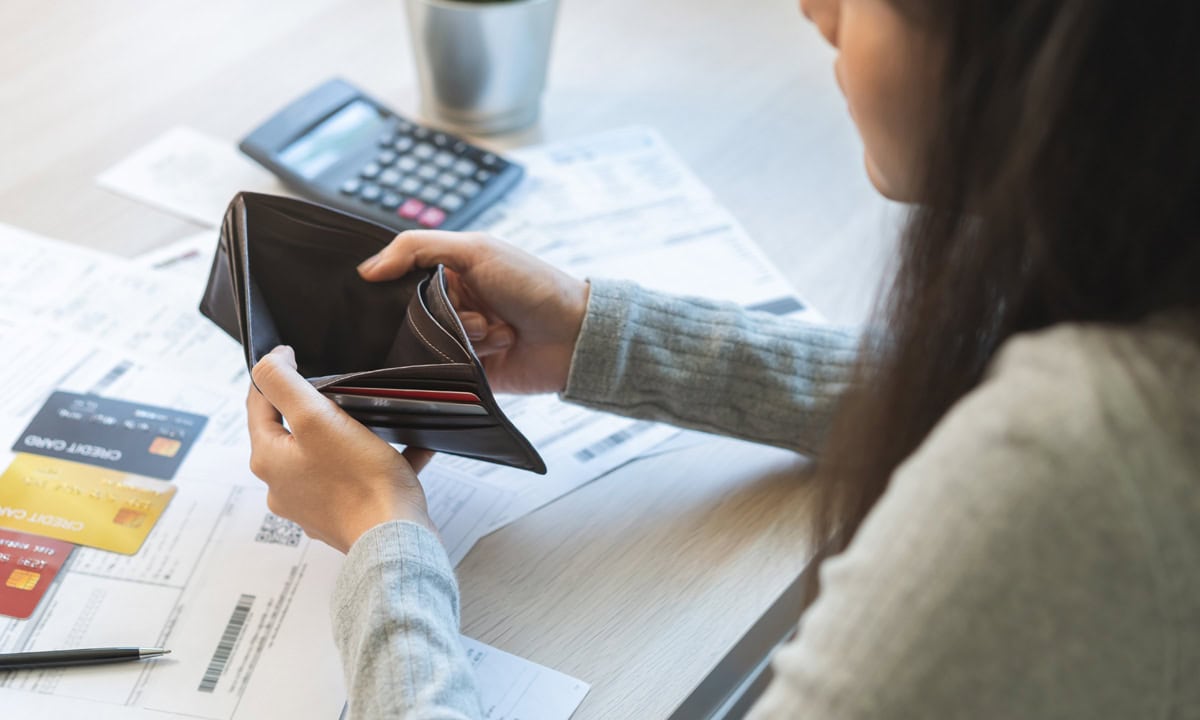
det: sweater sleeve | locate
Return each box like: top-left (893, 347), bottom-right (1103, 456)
top-left (332, 521), bottom-right (481, 720)
top-left (562, 279), bottom-right (861, 455)
top-left (746, 329), bottom-right (1170, 719)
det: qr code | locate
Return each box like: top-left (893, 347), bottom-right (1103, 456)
top-left (255, 513), bottom-right (303, 547)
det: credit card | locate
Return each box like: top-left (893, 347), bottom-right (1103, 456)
top-left (326, 393), bottom-right (488, 416)
top-left (323, 386), bottom-right (481, 404)
top-left (0, 453), bottom-right (176, 555)
top-left (0, 529), bottom-right (74, 619)
top-left (13, 391), bottom-right (208, 481)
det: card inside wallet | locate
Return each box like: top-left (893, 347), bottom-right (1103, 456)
top-left (199, 191), bottom-right (546, 473)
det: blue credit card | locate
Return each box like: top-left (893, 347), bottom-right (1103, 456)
top-left (12, 391), bottom-right (207, 481)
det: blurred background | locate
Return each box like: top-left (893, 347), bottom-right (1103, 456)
top-left (0, 0), bottom-right (900, 327)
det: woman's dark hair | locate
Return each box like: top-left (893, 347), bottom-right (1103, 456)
top-left (810, 2), bottom-right (1200, 593)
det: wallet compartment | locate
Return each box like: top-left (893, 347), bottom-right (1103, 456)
top-left (199, 192), bottom-right (547, 474)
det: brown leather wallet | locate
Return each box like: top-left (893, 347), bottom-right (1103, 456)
top-left (199, 191), bottom-right (546, 473)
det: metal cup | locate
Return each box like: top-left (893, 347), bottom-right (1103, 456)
top-left (404, 0), bottom-right (559, 135)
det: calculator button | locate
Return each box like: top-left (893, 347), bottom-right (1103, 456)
top-left (433, 151), bottom-right (455, 168)
top-left (437, 172), bottom-right (459, 188)
top-left (452, 141), bottom-right (467, 154)
top-left (440, 193), bottom-right (464, 212)
top-left (418, 185), bottom-right (443, 203)
top-left (432, 133), bottom-right (449, 147)
top-left (480, 153), bottom-right (500, 167)
top-left (474, 169), bottom-right (493, 183)
top-left (453, 159), bottom-right (476, 176)
top-left (413, 126), bottom-right (431, 139)
top-left (377, 149), bottom-right (398, 165)
top-left (378, 168), bottom-right (402, 187)
top-left (413, 143), bottom-right (436, 160)
top-left (397, 156), bottom-right (418, 172)
top-left (398, 198), bottom-right (425, 220)
top-left (359, 184), bottom-right (382, 202)
top-left (380, 192), bottom-right (402, 210)
top-left (396, 119), bottom-right (414, 133)
top-left (418, 206), bottom-right (446, 228)
top-left (360, 162), bottom-right (382, 180)
top-left (393, 137), bottom-right (415, 153)
top-left (340, 177), bottom-right (362, 195)
top-left (416, 164), bottom-right (438, 180)
top-left (378, 133), bottom-right (395, 147)
top-left (399, 177), bottom-right (422, 194)
top-left (458, 180), bottom-right (481, 197)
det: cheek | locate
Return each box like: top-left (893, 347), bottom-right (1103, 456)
top-left (843, 62), bottom-right (913, 199)
top-left (835, 10), bottom-right (927, 200)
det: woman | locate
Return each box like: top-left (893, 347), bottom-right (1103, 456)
top-left (245, 0), bottom-right (1200, 717)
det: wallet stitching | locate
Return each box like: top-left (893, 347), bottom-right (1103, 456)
top-left (427, 272), bottom-right (470, 349)
top-left (406, 301), bottom-right (455, 363)
top-left (414, 278), bottom-right (471, 362)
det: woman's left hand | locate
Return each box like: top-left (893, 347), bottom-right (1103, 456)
top-left (245, 345), bottom-right (437, 553)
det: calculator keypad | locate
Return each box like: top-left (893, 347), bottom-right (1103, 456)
top-left (378, 168), bottom-right (401, 187)
top-left (339, 119), bottom-right (511, 229)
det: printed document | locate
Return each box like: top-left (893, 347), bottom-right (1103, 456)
top-left (104, 125), bottom-right (821, 532)
top-left (0, 222), bottom-right (589, 719)
top-left (24, 124), bottom-right (834, 719)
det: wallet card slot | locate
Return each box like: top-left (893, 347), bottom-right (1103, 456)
top-left (348, 411), bottom-right (499, 430)
top-left (312, 363), bottom-right (483, 390)
top-left (328, 392), bottom-right (488, 417)
top-left (336, 379), bottom-right (485, 395)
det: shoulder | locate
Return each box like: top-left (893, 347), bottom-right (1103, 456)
top-left (886, 319), bottom-right (1200, 567)
top-left (987, 314), bottom-right (1200, 418)
top-left (774, 318), bottom-right (1200, 718)
top-left (911, 316), bottom-right (1200, 491)
top-left (882, 317), bottom-right (1200, 575)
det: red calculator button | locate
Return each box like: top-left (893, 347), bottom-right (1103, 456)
top-left (398, 199), bottom-right (425, 220)
top-left (418, 206), bottom-right (446, 228)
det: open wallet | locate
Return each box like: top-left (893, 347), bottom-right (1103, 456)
top-left (199, 191), bottom-right (546, 473)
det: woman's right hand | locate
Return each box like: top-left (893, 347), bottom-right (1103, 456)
top-left (357, 231), bottom-right (589, 395)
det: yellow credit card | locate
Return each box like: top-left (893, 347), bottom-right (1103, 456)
top-left (0, 453), bottom-right (176, 554)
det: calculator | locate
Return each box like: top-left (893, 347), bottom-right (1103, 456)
top-left (238, 78), bottom-right (523, 232)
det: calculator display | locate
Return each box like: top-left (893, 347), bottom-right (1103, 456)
top-left (277, 100), bottom-right (388, 180)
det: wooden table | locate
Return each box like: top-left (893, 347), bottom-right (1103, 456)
top-left (0, 1), bottom-right (897, 717)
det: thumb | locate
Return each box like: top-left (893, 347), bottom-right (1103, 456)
top-left (357, 230), bottom-right (483, 281)
top-left (250, 346), bottom-right (332, 435)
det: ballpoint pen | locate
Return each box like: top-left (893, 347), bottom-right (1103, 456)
top-left (0, 647), bottom-right (171, 670)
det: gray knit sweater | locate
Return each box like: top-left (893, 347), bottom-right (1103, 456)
top-left (332, 279), bottom-right (1200, 719)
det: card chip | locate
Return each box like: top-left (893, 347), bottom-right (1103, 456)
top-left (6, 569), bottom-right (40, 591)
top-left (113, 508), bottom-right (146, 528)
top-left (148, 436), bottom-right (182, 457)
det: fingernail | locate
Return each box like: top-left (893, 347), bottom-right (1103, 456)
top-left (494, 329), bottom-right (514, 348)
top-left (357, 254), bottom-right (380, 274)
top-left (463, 316), bottom-right (486, 339)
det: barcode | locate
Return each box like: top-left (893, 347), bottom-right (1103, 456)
top-left (198, 593), bottom-right (255, 693)
top-left (573, 422), bottom-right (654, 462)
